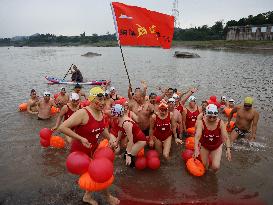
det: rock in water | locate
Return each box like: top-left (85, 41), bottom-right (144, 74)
top-left (174, 51), bottom-right (200, 58)
top-left (81, 52), bottom-right (102, 57)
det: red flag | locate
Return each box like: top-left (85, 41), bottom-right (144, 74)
top-left (111, 2), bottom-right (174, 49)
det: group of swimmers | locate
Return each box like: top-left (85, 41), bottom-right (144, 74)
top-left (26, 81), bottom-right (259, 205)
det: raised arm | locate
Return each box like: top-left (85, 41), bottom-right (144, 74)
top-left (181, 87), bottom-right (197, 105)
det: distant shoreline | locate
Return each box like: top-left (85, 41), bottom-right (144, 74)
top-left (1, 40), bottom-right (273, 51)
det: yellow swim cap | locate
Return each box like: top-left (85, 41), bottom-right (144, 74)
top-left (244, 97), bottom-right (254, 105)
top-left (88, 87), bottom-right (104, 102)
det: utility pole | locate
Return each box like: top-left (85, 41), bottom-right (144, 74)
top-left (172, 0), bottom-right (180, 28)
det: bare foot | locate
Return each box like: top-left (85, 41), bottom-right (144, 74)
top-left (106, 194), bottom-right (120, 205)
top-left (83, 193), bottom-right (98, 205)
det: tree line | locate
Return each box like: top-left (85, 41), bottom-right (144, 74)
top-left (0, 11), bottom-right (272, 45)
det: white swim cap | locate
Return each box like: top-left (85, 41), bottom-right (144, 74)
top-left (188, 96), bottom-right (196, 102)
top-left (206, 104), bottom-right (218, 116)
top-left (43, 91), bottom-right (51, 97)
top-left (111, 104), bottom-right (124, 117)
top-left (70, 93), bottom-right (79, 101)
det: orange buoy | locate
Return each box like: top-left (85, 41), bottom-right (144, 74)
top-left (185, 137), bottom-right (195, 150)
top-left (186, 158), bottom-right (205, 177)
top-left (78, 172), bottom-right (114, 192)
top-left (187, 127), bottom-right (195, 136)
top-left (226, 121), bottom-right (235, 133)
top-left (137, 148), bottom-right (145, 157)
top-left (50, 136), bottom-right (65, 148)
top-left (97, 139), bottom-right (109, 149)
top-left (19, 103), bottom-right (27, 111)
top-left (50, 106), bottom-right (60, 115)
top-left (224, 108), bottom-right (237, 118)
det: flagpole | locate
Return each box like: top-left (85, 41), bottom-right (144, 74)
top-left (110, 2), bottom-right (132, 87)
top-left (118, 44), bottom-right (131, 86)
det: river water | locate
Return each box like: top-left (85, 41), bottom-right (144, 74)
top-left (0, 46), bottom-right (272, 205)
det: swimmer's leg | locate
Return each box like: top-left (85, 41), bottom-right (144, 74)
top-left (200, 146), bottom-right (210, 170)
top-left (210, 144), bottom-right (223, 173)
top-left (83, 191), bottom-right (98, 205)
top-left (162, 136), bottom-right (172, 160)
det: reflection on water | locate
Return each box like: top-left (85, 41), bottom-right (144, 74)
top-left (0, 47), bottom-right (272, 204)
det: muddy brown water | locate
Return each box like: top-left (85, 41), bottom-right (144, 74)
top-left (0, 47), bottom-right (273, 205)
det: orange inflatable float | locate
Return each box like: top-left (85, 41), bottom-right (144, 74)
top-left (50, 106), bottom-right (60, 115)
top-left (78, 172), bottom-right (114, 192)
top-left (50, 136), bottom-right (65, 148)
top-left (19, 103), bottom-right (27, 111)
top-left (226, 121), bottom-right (235, 133)
top-left (187, 127), bottom-right (195, 136)
top-left (185, 137), bottom-right (195, 150)
top-left (186, 158), bottom-right (205, 177)
top-left (224, 108), bottom-right (237, 118)
top-left (137, 148), bottom-right (145, 157)
top-left (97, 139), bottom-right (109, 149)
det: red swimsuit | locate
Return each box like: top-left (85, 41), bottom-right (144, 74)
top-left (64, 105), bottom-right (75, 121)
top-left (154, 113), bottom-right (172, 141)
top-left (186, 108), bottom-right (199, 129)
top-left (199, 119), bottom-right (223, 151)
top-left (71, 108), bottom-right (105, 156)
top-left (121, 119), bottom-right (147, 143)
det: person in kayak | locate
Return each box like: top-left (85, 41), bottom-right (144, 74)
top-left (70, 65), bottom-right (83, 82)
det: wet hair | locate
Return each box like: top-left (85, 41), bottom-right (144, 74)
top-left (30, 89), bottom-right (36, 94)
top-left (149, 92), bottom-right (157, 99)
top-left (135, 87), bottom-right (141, 91)
top-left (74, 84), bottom-right (82, 89)
top-left (173, 88), bottom-right (177, 93)
top-left (168, 88), bottom-right (173, 92)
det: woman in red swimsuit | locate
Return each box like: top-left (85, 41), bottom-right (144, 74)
top-left (111, 104), bottom-right (146, 167)
top-left (182, 96), bottom-right (202, 132)
top-left (194, 104), bottom-right (232, 173)
top-left (52, 93), bottom-right (80, 143)
top-left (59, 87), bottom-right (119, 205)
top-left (149, 100), bottom-right (182, 159)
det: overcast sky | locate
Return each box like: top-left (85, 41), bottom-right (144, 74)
top-left (0, 0), bottom-right (272, 38)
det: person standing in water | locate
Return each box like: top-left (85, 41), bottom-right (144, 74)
top-left (228, 97), bottom-right (259, 142)
top-left (194, 104), bottom-right (232, 172)
top-left (59, 87), bottom-right (119, 205)
top-left (55, 87), bottom-right (69, 108)
top-left (27, 89), bottom-right (39, 114)
top-left (37, 91), bottom-right (57, 120)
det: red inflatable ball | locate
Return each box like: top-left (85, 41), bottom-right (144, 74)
top-left (181, 149), bottom-right (194, 162)
top-left (40, 138), bottom-right (50, 147)
top-left (135, 157), bottom-right (147, 170)
top-left (50, 136), bottom-right (65, 149)
top-left (39, 128), bottom-right (52, 141)
top-left (88, 158), bottom-right (113, 183)
top-left (66, 151), bottom-right (91, 175)
top-left (147, 157), bottom-right (160, 170)
top-left (18, 103), bottom-right (27, 111)
top-left (146, 150), bottom-right (159, 159)
top-left (93, 147), bottom-right (115, 162)
top-left (186, 158), bottom-right (205, 177)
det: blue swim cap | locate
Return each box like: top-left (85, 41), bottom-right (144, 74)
top-left (111, 104), bottom-right (124, 117)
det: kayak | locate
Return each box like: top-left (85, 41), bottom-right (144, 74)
top-left (45, 76), bottom-right (109, 85)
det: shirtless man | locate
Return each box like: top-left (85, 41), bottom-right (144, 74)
top-left (228, 97), bottom-right (259, 142)
top-left (74, 84), bottom-right (86, 100)
top-left (129, 89), bottom-right (154, 136)
top-left (27, 89), bottom-right (39, 114)
top-left (37, 91), bottom-right (57, 120)
top-left (55, 87), bottom-right (69, 108)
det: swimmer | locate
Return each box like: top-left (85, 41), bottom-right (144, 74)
top-left (55, 87), bottom-right (69, 108)
top-left (37, 91), bottom-right (57, 120)
top-left (149, 100), bottom-right (182, 159)
top-left (182, 96), bottom-right (202, 133)
top-left (194, 104), bottom-right (232, 172)
top-left (228, 97), bottom-right (259, 142)
top-left (52, 93), bottom-right (80, 143)
top-left (27, 89), bottom-right (39, 114)
top-left (59, 87), bottom-right (119, 205)
top-left (111, 104), bottom-right (146, 167)
top-left (73, 84), bottom-right (86, 100)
